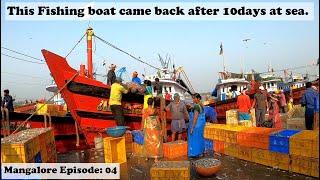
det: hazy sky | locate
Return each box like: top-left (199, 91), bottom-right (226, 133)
top-left (1, 0), bottom-right (319, 100)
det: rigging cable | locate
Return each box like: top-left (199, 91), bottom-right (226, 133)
top-left (94, 35), bottom-right (161, 71)
top-left (1, 53), bottom-right (45, 64)
top-left (1, 47), bottom-right (44, 62)
top-left (65, 33), bottom-right (86, 58)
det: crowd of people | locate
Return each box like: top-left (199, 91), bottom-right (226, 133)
top-left (106, 64), bottom-right (218, 161)
top-left (235, 82), bottom-right (319, 130)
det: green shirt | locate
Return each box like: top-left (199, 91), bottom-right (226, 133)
top-left (193, 104), bottom-right (203, 113)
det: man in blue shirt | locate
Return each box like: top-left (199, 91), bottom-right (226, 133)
top-left (132, 71), bottom-right (142, 85)
top-left (301, 82), bottom-right (319, 130)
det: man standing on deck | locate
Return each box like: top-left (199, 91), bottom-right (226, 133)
top-left (2, 89), bottom-right (14, 112)
top-left (109, 77), bottom-right (129, 126)
top-left (132, 71), bottom-right (142, 85)
top-left (107, 64), bottom-right (117, 85)
top-left (165, 93), bottom-right (189, 141)
top-left (154, 78), bottom-right (163, 97)
top-left (251, 86), bottom-right (268, 127)
top-left (237, 88), bottom-right (251, 120)
top-left (301, 82), bottom-right (318, 130)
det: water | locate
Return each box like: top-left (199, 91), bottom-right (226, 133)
top-left (57, 149), bottom-right (316, 180)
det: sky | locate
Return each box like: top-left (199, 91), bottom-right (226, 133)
top-left (1, 0), bottom-right (319, 100)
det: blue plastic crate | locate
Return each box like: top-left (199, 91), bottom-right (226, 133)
top-left (269, 129), bottom-right (301, 154)
top-left (132, 130), bottom-right (144, 145)
top-left (204, 139), bottom-right (214, 153)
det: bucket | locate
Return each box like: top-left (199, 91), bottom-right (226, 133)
top-left (94, 136), bottom-right (104, 149)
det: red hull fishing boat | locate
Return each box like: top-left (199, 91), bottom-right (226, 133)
top-left (41, 27), bottom-right (191, 146)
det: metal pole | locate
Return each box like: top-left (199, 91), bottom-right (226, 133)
top-left (87, 27), bottom-right (94, 79)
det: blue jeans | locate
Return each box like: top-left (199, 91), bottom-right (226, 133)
top-left (305, 108), bottom-right (314, 130)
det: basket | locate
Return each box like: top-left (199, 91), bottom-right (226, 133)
top-left (105, 126), bottom-right (127, 137)
top-left (194, 158), bottom-right (221, 177)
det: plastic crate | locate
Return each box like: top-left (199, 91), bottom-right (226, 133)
top-left (269, 129), bottom-right (301, 154)
top-left (286, 118), bottom-right (305, 130)
top-left (103, 137), bottom-right (126, 163)
top-left (131, 130), bottom-right (144, 145)
top-left (204, 139), bottom-right (213, 153)
top-left (214, 140), bottom-right (224, 154)
top-left (237, 127), bottom-right (279, 149)
top-left (224, 126), bottom-right (249, 143)
top-left (226, 109), bottom-right (238, 126)
top-left (290, 130), bottom-right (319, 158)
top-left (132, 142), bottom-right (144, 157)
top-left (150, 161), bottom-right (190, 179)
top-left (290, 155), bottom-right (319, 178)
top-left (224, 143), bottom-right (239, 157)
top-left (163, 140), bottom-right (187, 159)
top-left (270, 152), bottom-right (290, 171)
top-left (237, 146), bottom-right (252, 162)
top-left (251, 148), bottom-right (272, 167)
top-left (0, 128), bottom-right (47, 163)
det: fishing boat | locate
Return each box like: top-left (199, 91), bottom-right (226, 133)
top-left (40, 27), bottom-right (194, 147)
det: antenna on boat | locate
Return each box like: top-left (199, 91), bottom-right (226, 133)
top-left (86, 27), bottom-right (94, 79)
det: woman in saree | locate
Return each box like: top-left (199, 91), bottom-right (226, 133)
top-left (188, 93), bottom-right (206, 157)
top-left (142, 98), bottom-right (163, 162)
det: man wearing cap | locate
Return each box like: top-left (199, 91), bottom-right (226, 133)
top-left (132, 71), bottom-right (142, 85)
top-left (237, 88), bottom-right (251, 120)
top-left (107, 64), bottom-right (117, 85)
top-left (109, 77), bottom-right (129, 126)
top-left (165, 93), bottom-right (189, 141)
top-left (251, 86), bottom-right (268, 127)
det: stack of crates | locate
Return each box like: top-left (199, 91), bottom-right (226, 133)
top-left (1, 128), bottom-right (56, 163)
top-left (237, 127), bottom-right (279, 149)
top-left (213, 141), bottom-right (225, 154)
top-left (103, 137), bottom-right (126, 163)
top-left (150, 161), bottom-right (190, 180)
top-left (163, 140), bottom-right (187, 159)
top-left (289, 130), bottom-right (319, 177)
top-left (226, 109), bottom-right (239, 126)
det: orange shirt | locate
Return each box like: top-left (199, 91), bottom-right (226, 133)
top-left (237, 94), bottom-right (251, 113)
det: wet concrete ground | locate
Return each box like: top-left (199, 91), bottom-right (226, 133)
top-left (57, 149), bottom-right (316, 180)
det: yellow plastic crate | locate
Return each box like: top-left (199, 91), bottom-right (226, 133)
top-left (224, 143), bottom-right (239, 157)
top-left (290, 155), bottom-right (319, 177)
top-left (226, 109), bottom-right (239, 126)
top-left (290, 130), bottom-right (319, 158)
top-left (132, 142), bottom-right (144, 157)
top-left (35, 103), bottom-right (48, 115)
top-left (1, 133), bottom-right (42, 163)
top-left (104, 137), bottom-right (127, 163)
top-left (251, 149), bottom-right (273, 167)
top-left (237, 146), bottom-right (252, 162)
top-left (150, 161), bottom-right (190, 180)
top-left (270, 152), bottom-right (290, 171)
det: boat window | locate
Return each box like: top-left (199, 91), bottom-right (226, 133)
top-left (169, 87), bottom-right (172, 92)
top-left (271, 82), bottom-right (274, 87)
top-left (67, 81), bottom-right (144, 103)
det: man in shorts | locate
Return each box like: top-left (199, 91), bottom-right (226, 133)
top-left (166, 93), bottom-right (189, 141)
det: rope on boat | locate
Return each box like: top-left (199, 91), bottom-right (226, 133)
top-left (11, 72), bottom-right (79, 135)
top-left (1, 47), bottom-right (45, 62)
top-left (75, 120), bottom-right (80, 147)
top-left (1, 53), bottom-right (45, 64)
top-left (65, 33), bottom-right (86, 58)
top-left (94, 35), bottom-right (161, 71)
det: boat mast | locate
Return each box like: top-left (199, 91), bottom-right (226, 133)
top-left (86, 27), bottom-right (94, 79)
